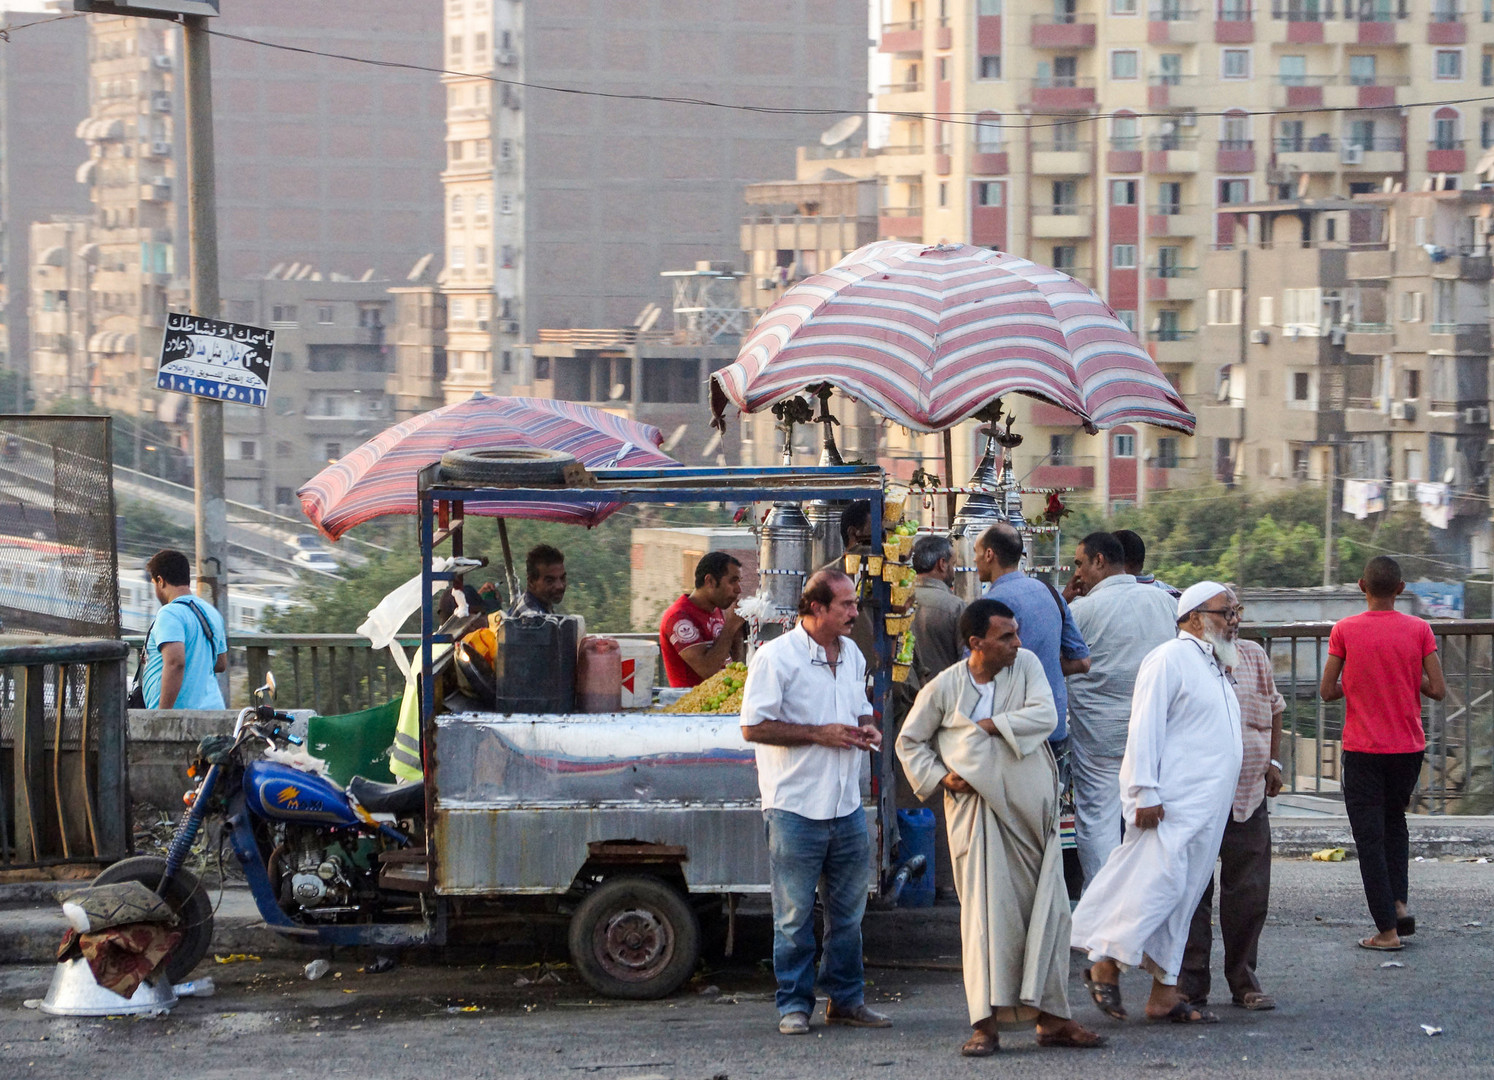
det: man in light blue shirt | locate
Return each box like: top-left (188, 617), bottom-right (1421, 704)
top-left (974, 523), bottom-right (1090, 754)
top-left (142, 549), bottom-right (227, 710)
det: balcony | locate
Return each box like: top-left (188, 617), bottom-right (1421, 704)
top-left (1216, 138), bottom-right (1256, 172)
top-left (1431, 251), bottom-right (1494, 281)
top-left (1031, 141), bottom-right (1094, 175)
top-left (1147, 205), bottom-right (1207, 237)
top-left (1027, 76), bottom-right (1097, 109)
top-left (877, 81), bottom-right (927, 109)
top-left (1271, 74), bottom-right (1336, 108)
top-left (1030, 456), bottom-right (1096, 489)
top-left (1149, 330), bottom-right (1199, 364)
top-left (1107, 138), bottom-right (1145, 173)
top-left (1344, 321), bottom-right (1392, 353)
top-left (1146, 133), bottom-right (1202, 173)
top-left (1429, 322), bottom-right (1491, 350)
top-left (1148, 6), bottom-right (1202, 42)
top-left (1346, 247), bottom-right (1392, 278)
top-left (1427, 141), bottom-right (1466, 173)
top-left (879, 19), bottom-right (924, 54)
top-left (878, 206), bottom-right (924, 239)
top-left (970, 146), bottom-right (1010, 174)
top-left (1428, 4), bottom-right (1465, 41)
top-left (1146, 265), bottom-right (1202, 300)
top-left (1269, 2), bottom-right (1337, 41)
top-left (1031, 204), bottom-right (1094, 238)
top-left (1147, 73), bottom-right (1201, 109)
top-left (1215, 4), bottom-right (1256, 41)
top-left (1030, 15), bottom-right (1097, 48)
top-left (1274, 133), bottom-right (1342, 173)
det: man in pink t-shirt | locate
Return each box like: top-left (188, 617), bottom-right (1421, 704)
top-left (1319, 556), bottom-right (1445, 951)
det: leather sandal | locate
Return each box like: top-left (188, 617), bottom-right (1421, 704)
top-left (1150, 1001), bottom-right (1220, 1024)
top-left (1036, 1024), bottom-right (1107, 1048)
top-left (1083, 966), bottom-right (1127, 1020)
top-left (960, 1029), bottom-right (999, 1057)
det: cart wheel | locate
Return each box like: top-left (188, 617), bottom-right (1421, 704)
top-left (567, 876), bottom-right (700, 1000)
top-left (92, 856), bottom-right (214, 983)
top-left (438, 448), bottom-right (576, 486)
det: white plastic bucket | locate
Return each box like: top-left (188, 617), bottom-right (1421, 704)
top-left (617, 638), bottom-right (660, 709)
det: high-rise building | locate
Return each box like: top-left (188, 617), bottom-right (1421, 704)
top-left (856, 0), bottom-right (1494, 507)
top-left (0, 7), bottom-right (89, 383)
top-left (437, 0), bottom-right (869, 403)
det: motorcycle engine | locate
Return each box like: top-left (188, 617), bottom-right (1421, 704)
top-left (283, 830), bottom-right (354, 911)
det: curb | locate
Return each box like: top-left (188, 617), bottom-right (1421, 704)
top-left (1270, 816), bottom-right (1494, 858)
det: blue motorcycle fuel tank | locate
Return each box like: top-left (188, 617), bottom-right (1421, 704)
top-left (243, 761), bottom-right (362, 827)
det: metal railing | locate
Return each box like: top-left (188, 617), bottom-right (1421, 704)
top-left (1148, 264), bottom-right (1198, 277)
top-left (1149, 135), bottom-right (1200, 150)
top-left (1152, 328), bottom-right (1198, 340)
top-left (877, 82), bottom-right (925, 94)
top-left (1219, 138), bottom-right (1255, 151)
top-left (1033, 203), bottom-right (1089, 216)
top-left (1244, 621), bottom-right (1494, 814)
top-left (0, 637), bottom-right (130, 872)
top-left (1149, 4), bottom-right (1201, 17)
top-left (1031, 139), bottom-right (1095, 152)
top-left (879, 205), bottom-right (924, 218)
top-left (1348, 320), bottom-right (1392, 332)
top-left (1271, 3), bottom-right (1337, 17)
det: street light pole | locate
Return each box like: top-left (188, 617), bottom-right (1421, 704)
top-left (182, 13), bottom-right (228, 694)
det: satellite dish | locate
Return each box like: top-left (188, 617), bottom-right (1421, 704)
top-left (1162, 121), bottom-right (1176, 135)
top-left (1475, 147), bottom-right (1494, 178)
top-left (661, 424), bottom-right (688, 453)
top-left (1445, 466), bottom-right (1457, 485)
top-left (819, 115), bottom-right (863, 147)
top-left (609, 382), bottom-right (627, 400)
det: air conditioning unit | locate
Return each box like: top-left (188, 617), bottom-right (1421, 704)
top-left (501, 319), bottom-right (520, 334)
top-left (152, 54), bottom-right (172, 70)
top-left (1330, 325), bottom-right (1347, 345)
top-left (1341, 144), bottom-right (1364, 165)
top-left (1464, 405), bottom-right (1490, 424)
top-left (475, 319), bottom-right (489, 331)
top-left (1179, 113), bottom-right (1197, 127)
top-left (496, 49), bottom-right (517, 66)
top-left (1390, 401), bottom-right (1415, 421)
top-left (1390, 481), bottom-right (1411, 502)
top-left (150, 140), bottom-right (172, 157)
top-left (1249, 329), bottom-right (1270, 344)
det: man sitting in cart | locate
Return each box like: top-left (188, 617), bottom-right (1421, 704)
top-left (660, 551), bottom-right (747, 687)
top-left (509, 544), bottom-right (567, 617)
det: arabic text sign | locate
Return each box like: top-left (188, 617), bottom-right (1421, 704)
top-left (156, 311), bottom-right (275, 408)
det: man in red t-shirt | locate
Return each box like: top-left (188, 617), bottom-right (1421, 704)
top-left (1319, 555), bottom-right (1445, 952)
top-left (660, 551), bottom-right (748, 687)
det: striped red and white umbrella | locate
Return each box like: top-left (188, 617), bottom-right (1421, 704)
top-left (298, 394), bottom-right (677, 540)
top-left (711, 241), bottom-right (1195, 435)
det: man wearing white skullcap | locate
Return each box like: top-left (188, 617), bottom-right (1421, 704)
top-left (1070, 580), bottom-right (1244, 1025)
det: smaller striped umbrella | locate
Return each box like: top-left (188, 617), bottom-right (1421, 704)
top-left (298, 394), bottom-right (677, 541)
top-left (711, 240), bottom-right (1195, 436)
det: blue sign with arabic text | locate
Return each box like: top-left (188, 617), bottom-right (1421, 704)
top-left (156, 311), bottom-right (275, 408)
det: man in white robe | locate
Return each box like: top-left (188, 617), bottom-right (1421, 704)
top-left (1070, 581), bottom-right (1244, 1024)
top-left (898, 598), bottom-right (1104, 1056)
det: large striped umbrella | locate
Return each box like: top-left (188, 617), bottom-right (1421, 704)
top-left (298, 394), bottom-right (678, 541)
top-left (710, 240), bottom-right (1195, 436)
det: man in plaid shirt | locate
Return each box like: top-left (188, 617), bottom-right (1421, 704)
top-left (1177, 609), bottom-right (1284, 1012)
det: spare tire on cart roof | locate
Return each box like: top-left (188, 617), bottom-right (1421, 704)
top-left (437, 447), bottom-right (578, 486)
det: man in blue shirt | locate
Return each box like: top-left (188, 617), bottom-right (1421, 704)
top-left (974, 523), bottom-right (1090, 772)
top-left (143, 549), bottom-right (228, 709)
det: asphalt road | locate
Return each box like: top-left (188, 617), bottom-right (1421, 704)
top-left (1, 858), bottom-right (1490, 1080)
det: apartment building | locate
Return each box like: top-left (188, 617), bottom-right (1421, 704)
top-left (1200, 190), bottom-right (1492, 567)
top-left (26, 216), bottom-right (94, 404)
top-left (853, 0), bottom-right (1494, 507)
top-left (218, 269), bottom-right (397, 512)
top-left (0, 7), bottom-right (88, 378)
top-left (437, 0), bottom-right (868, 404)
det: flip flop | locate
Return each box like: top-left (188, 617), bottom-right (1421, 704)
top-left (1397, 916), bottom-right (1416, 937)
top-left (1358, 937), bottom-right (1404, 951)
top-left (1151, 1001), bottom-right (1220, 1024)
top-left (1083, 966), bottom-right (1127, 1020)
top-left (1233, 991), bottom-right (1276, 1011)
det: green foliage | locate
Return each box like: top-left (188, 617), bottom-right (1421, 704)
top-left (116, 498), bottom-right (193, 560)
top-left (1062, 483), bottom-right (1447, 588)
top-left (267, 503), bottom-right (733, 636)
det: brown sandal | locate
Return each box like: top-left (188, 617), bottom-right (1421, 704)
top-left (1083, 966), bottom-right (1127, 1020)
top-left (1036, 1023), bottom-right (1107, 1048)
top-left (960, 1030), bottom-right (1000, 1057)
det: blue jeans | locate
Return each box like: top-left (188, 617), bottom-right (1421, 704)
top-left (764, 806), bottom-right (870, 1017)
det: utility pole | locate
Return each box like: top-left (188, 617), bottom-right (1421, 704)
top-left (182, 14), bottom-right (228, 696)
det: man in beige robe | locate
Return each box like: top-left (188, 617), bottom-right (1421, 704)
top-left (898, 597), bottom-right (1104, 1057)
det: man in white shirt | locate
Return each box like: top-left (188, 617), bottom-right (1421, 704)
top-left (1070, 581), bottom-right (1244, 1026)
top-left (741, 569), bottom-right (893, 1036)
top-left (1064, 531), bottom-right (1180, 886)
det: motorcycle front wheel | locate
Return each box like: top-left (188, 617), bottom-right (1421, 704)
top-left (92, 856), bottom-right (214, 983)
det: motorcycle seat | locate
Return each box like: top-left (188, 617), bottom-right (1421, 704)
top-left (348, 775), bottom-right (425, 816)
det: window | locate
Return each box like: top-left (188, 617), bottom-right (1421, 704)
top-left (1207, 288), bottom-right (1243, 324)
top-left (1259, 295), bottom-right (1275, 326)
top-left (1113, 432), bottom-right (1136, 457)
top-left (1399, 290), bottom-right (1424, 322)
top-left (1050, 434), bottom-right (1075, 464)
top-left (473, 32), bottom-right (487, 54)
top-left (275, 439), bottom-right (292, 456)
top-left (979, 0), bottom-right (1002, 11)
top-left (448, 35), bottom-right (462, 60)
top-left (1051, 245), bottom-right (1078, 270)
top-left (1433, 108), bottom-right (1460, 149)
top-left (450, 245), bottom-right (465, 269)
top-left (448, 140), bottom-right (463, 163)
top-left (976, 112), bottom-right (1003, 151)
top-left (1111, 113), bottom-right (1140, 149)
top-left (976, 181), bottom-right (1004, 206)
top-left (1112, 244), bottom-right (1138, 268)
top-left (475, 246), bottom-right (489, 267)
top-left (317, 305), bottom-right (334, 324)
top-left (938, 181), bottom-right (948, 207)
top-left (474, 193), bottom-right (489, 222)
top-left (275, 487), bottom-right (294, 507)
top-left (1221, 48), bottom-right (1251, 79)
top-left (1405, 369), bottom-right (1422, 399)
top-left (1435, 49), bottom-right (1464, 80)
top-left (1157, 53), bottom-right (1182, 85)
top-left (1111, 179), bottom-right (1138, 204)
top-left (1051, 179), bottom-right (1078, 211)
top-left (324, 442), bottom-right (342, 462)
top-left (1221, 110), bottom-right (1250, 147)
top-left (498, 138), bottom-right (515, 160)
top-left (1158, 181), bottom-right (1183, 214)
top-left (450, 194), bottom-right (464, 222)
top-left (500, 349), bottom-right (512, 374)
top-left (1278, 55), bottom-right (1306, 86)
top-left (1291, 372), bottom-right (1311, 402)
top-left (1348, 54), bottom-right (1377, 86)
top-left (1292, 448), bottom-right (1311, 480)
top-left (1156, 437), bottom-right (1179, 468)
top-left (1116, 309), bottom-right (1138, 331)
top-left (1113, 0), bottom-right (1138, 11)
top-left (978, 54), bottom-right (1002, 79)
top-left (271, 305), bottom-right (298, 324)
top-left (1283, 287), bottom-right (1322, 331)
top-left (936, 57), bottom-right (949, 82)
top-left (1219, 178), bottom-right (1250, 204)
top-left (1218, 0), bottom-right (1250, 18)
top-left (1278, 119), bottom-right (1305, 152)
top-left (1111, 50), bottom-right (1139, 80)
top-left (1404, 448), bottom-right (1424, 482)
top-left (474, 139), bottom-right (489, 161)
top-left (1482, 108), bottom-right (1494, 148)
top-left (1484, 51), bottom-right (1494, 87)
top-left (238, 440), bottom-right (258, 461)
top-left (499, 193), bottom-right (513, 214)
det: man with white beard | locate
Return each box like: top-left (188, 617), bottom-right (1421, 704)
top-left (1070, 581), bottom-right (1244, 1025)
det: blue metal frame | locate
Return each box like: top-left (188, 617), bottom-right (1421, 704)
top-left (414, 464), bottom-right (900, 885)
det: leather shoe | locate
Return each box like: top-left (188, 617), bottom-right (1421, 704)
top-left (826, 1003), bottom-right (892, 1028)
top-left (778, 1011), bottom-right (810, 1035)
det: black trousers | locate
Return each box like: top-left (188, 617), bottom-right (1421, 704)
top-left (1343, 749), bottom-right (1425, 932)
top-left (1178, 800), bottom-right (1271, 1005)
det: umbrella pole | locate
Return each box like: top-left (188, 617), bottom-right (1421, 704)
top-left (942, 429), bottom-right (957, 527)
top-left (497, 517), bottom-right (520, 605)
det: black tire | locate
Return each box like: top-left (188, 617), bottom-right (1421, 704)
top-left (438, 448), bottom-right (577, 487)
top-left (92, 856), bottom-right (214, 983)
top-left (567, 875), bottom-right (700, 1000)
